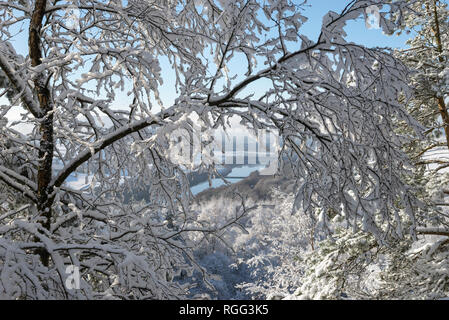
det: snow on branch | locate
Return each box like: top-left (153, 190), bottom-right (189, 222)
top-left (0, 48), bottom-right (42, 118)
top-left (417, 227), bottom-right (449, 237)
top-left (51, 116), bottom-right (165, 188)
top-left (0, 0), bottom-right (427, 299)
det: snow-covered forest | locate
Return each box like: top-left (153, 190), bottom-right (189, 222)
top-left (0, 0), bottom-right (448, 300)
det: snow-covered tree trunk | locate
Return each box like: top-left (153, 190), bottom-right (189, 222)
top-left (397, 0), bottom-right (448, 162)
top-left (29, 0), bottom-right (54, 266)
top-left (427, 0), bottom-right (449, 148)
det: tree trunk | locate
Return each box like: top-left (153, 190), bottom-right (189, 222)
top-left (430, 0), bottom-right (449, 149)
top-left (29, 0), bottom-right (54, 267)
top-left (437, 96), bottom-right (449, 149)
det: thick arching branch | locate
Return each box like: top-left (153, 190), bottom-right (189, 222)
top-left (208, 40), bottom-right (323, 106)
top-left (51, 116), bottom-right (168, 189)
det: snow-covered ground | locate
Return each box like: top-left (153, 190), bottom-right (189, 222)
top-left (422, 145), bottom-right (449, 172)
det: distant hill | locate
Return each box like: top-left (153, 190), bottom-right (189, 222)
top-left (194, 168), bottom-right (296, 203)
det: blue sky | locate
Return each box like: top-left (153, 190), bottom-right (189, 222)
top-left (1, 1), bottom-right (431, 122)
top-left (5, 1), bottom-right (414, 54)
top-left (300, 0), bottom-right (413, 47)
top-left (152, 0), bottom-right (416, 108)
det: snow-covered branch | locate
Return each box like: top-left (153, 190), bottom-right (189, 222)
top-left (0, 48), bottom-right (42, 118)
top-left (417, 227), bottom-right (449, 237)
top-left (0, 0), bottom-right (426, 300)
